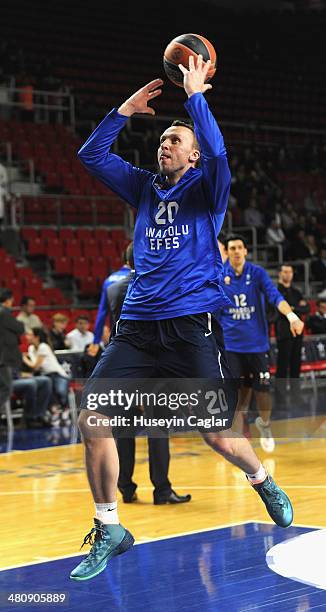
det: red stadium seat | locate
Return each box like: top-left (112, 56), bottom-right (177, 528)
top-left (65, 240), bottom-right (82, 258)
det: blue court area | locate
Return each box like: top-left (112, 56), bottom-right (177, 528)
top-left (1, 523), bottom-right (325, 612)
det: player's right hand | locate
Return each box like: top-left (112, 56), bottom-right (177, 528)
top-left (290, 318), bottom-right (304, 337)
top-left (118, 79), bottom-right (163, 117)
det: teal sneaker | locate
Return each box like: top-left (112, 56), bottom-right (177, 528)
top-left (249, 475), bottom-right (293, 528)
top-left (70, 519), bottom-right (134, 581)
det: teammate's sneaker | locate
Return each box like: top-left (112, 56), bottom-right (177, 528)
top-left (255, 416), bottom-right (275, 453)
top-left (249, 474), bottom-right (293, 528)
top-left (70, 519), bottom-right (134, 581)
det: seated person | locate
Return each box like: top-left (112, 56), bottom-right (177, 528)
top-left (23, 328), bottom-right (70, 426)
top-left (66, 315), bottom-right (94, 352)
top-left (13, 369), bottom-right (52, 428)
top-left (17, 296), bottom-right (43, 332)
top-left (49, 313), bottom-right (70, 350)
top-left (306, 299), bottom-right (326, 335)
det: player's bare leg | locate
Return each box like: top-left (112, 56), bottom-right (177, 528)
top-left (254, 390), bottom-right (275, 453)
top-left (78, 410), bottom-right (119, 502)
top-left (70, 410), bottom-right (134, 581)
top-left (202, 429), bottom-right (292, 527)
top-left (233, 386), bottom-right (252, 436)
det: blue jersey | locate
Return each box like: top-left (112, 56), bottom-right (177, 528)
top-left (216, 261), bottom-right (284, 353)
top-left (93, 265), bottom-right (131, 343)
top-left (78, 93), bottom-right (231, 320)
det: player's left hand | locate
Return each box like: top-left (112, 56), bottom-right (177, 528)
top-left (178, 54), bottom-right (213, 97)
top-left (290, 318), bottom-right (304, 336)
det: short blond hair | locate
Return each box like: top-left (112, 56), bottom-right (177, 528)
top-left (52, 313), bottom-right (68, 323)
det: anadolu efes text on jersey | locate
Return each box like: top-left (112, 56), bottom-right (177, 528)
top-left (215, 261), bottom-right (284, 353)
top-left (77, 93), bottom-right (231, 320)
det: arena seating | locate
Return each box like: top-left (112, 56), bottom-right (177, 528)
top-left (0, 246), bottom-right (69, 306)
top-left (2, 1), bottom-right (325, 128)
top-left (20, 227), bottom-right (129, 300)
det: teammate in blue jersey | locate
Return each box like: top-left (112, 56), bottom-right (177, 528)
top-left (70, 56), bottom-right (295, 582)
top-left (90, 244), bottom-right (133, 352)
top-left (217, 234), bottom-right (304, 452)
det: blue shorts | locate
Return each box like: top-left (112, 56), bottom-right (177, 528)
top-left (226, 351), bottom-right (271, 392)
top-left (91, 313), bottom-right (230, 379)
top-left (80, 313), bottom-right (238, 431)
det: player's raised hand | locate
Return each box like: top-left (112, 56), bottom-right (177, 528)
top-left (290, 318), bottom-right (304, 337)
top-left (178, 54), bottom-right (213, 97)
top-left (118, 79), bottom-right (163, 117)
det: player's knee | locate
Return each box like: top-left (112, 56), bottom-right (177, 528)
top-left (203, 432), bottom-right (237, 458)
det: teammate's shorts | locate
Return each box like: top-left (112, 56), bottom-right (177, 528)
top-left (80, 313), bottom-right (238, 432)
top-left (226, 350), bottom-right (271, 392)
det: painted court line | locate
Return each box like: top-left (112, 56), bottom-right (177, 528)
top-left (1, 484), bottom-right (326, 495)
top-left (0, 520), bottom-right (252, 572)
top-left (0, 520), bottom-right (323, 573)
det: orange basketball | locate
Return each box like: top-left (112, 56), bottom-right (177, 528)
top-left (163, 33), bottom-right (216, 87)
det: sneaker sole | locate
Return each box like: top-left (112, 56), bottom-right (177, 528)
top-left (70, 530), bottom-right (135, 581)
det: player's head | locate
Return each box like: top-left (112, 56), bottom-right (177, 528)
top-left (157, 120), bottom-right (200, 178)
top-left (75, 315), bottom-right (90, 333)
top-left (124, 242), bottom-right (134, 269)
top-left (20, 295), bottom-right (36, 314)
top-left (316, 299), bottom-right (326, 316)
top-left (0, 288), bottom-right (14, 307)
top-left (278, 263), bottom-right (293, 285)
top-left (225, 235), bottom-right (248, 267)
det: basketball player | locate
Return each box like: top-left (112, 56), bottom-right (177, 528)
top-left (216, 235), bottom-right (304, 452)
top-left (70, 56), bottom-right (294, 582)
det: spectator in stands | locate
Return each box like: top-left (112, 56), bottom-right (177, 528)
top-left (0, 288), bottom-right (24, 413)
top-left (66, 316), bottom-right (94, 352)
top-left (266, 219), bottom-right (286, 249)
top-left (17, 296), bottom-right (43, 332)
top-left (304, 190), bottom-right (319, 213)
top-left (49, 313), bottom-right (70, 350)
top-left (286, 230), bottom-right (311, 260)
top-left (311, 246), bottom-right (326, 283)
top-left (281, 202), bottom-right (296, 234)
top-left (306, 215), bottom-right (323, 244)
top-left (243, 198), bottom-right (265, 241)
top-left (275, 264), bottom-right (310, 395)
top-left (23, 328), bottom-right (70, 426)
top-left (13, 371), bottom-right (52, 428)
top-left (306, 300), bottom-right (326, 335)
top-left (88, 243), bottom-right (133, 357)
top-left (303, 234), bottom-right (318, 258)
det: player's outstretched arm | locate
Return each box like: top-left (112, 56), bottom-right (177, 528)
top-left (178, 54), bottom-right (212, 97)
top-left (277, 300), bottom-right (305, 337)
top-left (118, 79), bottom-right (163, 117)
top-left (77, 80), bottom-right (162, 207)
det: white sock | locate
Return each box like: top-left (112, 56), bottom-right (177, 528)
top-left (246, 463), bottom-right (267, 485)
top-left (95, 501), bottom-right (119, 525)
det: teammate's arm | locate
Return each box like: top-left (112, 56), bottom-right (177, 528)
top-left (179, 55), bottom-right (231, 214)
top-left (89, 281), bottom-right (110, 354)
top-left (259, 269), bottom-right (304, 337)
top-left (77, 80), bottom-right (163, 208)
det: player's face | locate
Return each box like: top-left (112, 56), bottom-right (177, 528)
top-left (279, 266), bottom-right (293, 284)
top-left (227, 240), bottom-right (247, 267)
top-left (157, 127), bottom-right (200, 176)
